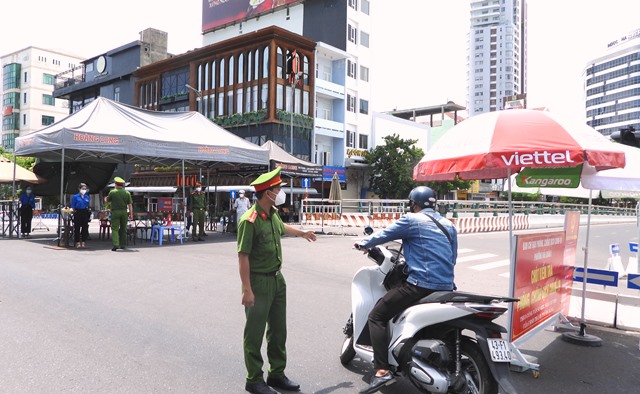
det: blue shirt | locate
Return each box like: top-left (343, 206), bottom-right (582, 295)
top-left (70, 192), bottom-right (91, 210)
top-left (19, 192), bottom-right (35, 208)
top-left (359, 208), bottom-right (457, 290)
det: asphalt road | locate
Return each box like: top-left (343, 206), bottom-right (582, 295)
top-left (1, 223), bottom-right (639, 393)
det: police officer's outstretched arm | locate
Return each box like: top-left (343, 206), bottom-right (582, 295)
top-left (284, 224), bottom-right (317, 242)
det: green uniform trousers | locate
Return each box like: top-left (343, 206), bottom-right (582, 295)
top-left (192, 209), bottom-right (205, 240)
top-left (111, 210), bottom-right (128, 248)
top-left (244, 272), bottom-right (287, 383)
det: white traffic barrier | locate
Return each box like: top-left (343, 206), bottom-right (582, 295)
top-left (606, 243), bottom-right (627, 278)
top-left (627, 242), bottom-right (639, 276)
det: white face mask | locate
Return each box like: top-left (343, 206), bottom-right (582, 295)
top-left (195, 187), bottom-right (201, 192)
top-left (26, 190), bottom-right (32, 194)
top-left (274, 189), bottom-right (286, 206)
top-left (268, 189), bottom-right (286, 206)
top-left (80, 189), bottom-right (87, 195)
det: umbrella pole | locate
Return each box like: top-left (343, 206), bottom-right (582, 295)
top-left (11, 155), bottom-right (18, 238)
top-left (562, 189), bottom-right (602, 346)
top-left (58, 148), bottom-right (65, 247)
top-left (182, 160), bottom-right (186, 233)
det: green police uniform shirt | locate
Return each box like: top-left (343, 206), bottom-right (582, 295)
top-left (107, 188), bottom-right (132, 210)
top-left (237, 204), bottom-right (285, 273)
top-left (189, 192), bottom-right (206, 210)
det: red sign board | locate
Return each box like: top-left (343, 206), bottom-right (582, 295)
top-left (510, 231), bottom-right (574, 342)
top-left (157, 197), bottom-right (173, 212)
top-left (3, 105), bottom-right (13, 116)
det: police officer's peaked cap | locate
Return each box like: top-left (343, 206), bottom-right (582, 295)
top-left (195, 182), bottom-right (202, 187)
top-left (250, 167), bottom-right (287, 192)
top-left (114, 176), bottom-right (126, 184)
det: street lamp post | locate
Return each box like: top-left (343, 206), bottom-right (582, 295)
top-left (288, 73), bottom-right (301, 222)
top-left (185, 84), bottom-right (202, 113)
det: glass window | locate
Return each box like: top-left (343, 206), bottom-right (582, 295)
top-left (361, 0), bottom-right (370, 15)
top-left (42, 94), bottom-right (55, 106)
top-left (360, 31), bottom-right (370, 48)
top-left (359, 99), bottom-right (368, 114)
top-left (348, 24), bottom-right (357, 44)
top-left (2, 113), bottom-right (19, 131)
top-left (42, 73), bottom-right (55, 85)
top-left (2, 63), bottom-right (21, 90)
top-left (359, 134), bottom-right (368, 149)
top-left (42, 115), bottom-right (55, 126)
top-left (360, 65), bottom-right (369, 82)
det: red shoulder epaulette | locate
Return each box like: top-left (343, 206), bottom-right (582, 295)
top-left (247, 210), bottom-right (258, 223)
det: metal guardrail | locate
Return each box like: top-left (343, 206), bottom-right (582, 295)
top-left (301, 198), bottom-right (639, 221)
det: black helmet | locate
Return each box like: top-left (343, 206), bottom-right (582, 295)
top-left (408, 186), bottom-right (437, 209)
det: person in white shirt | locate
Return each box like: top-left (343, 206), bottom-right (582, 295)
top-left (234, 189), bottom-right (252, 224)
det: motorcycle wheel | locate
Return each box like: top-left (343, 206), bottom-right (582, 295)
top-left (452, 340), bottom-right (499, 394)
top-left (339, 336), bottom-right (356, 365)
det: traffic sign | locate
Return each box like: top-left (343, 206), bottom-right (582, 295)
top-left (573, 267), bottom-right (619, 287)
top-left (230, 190), bottom-right (236, 199)
top-left (610, 243), bottom-right (620, 255)
top-left (628, 274), bottom-right (640, 290)
top-left (302, 177), bottom-right (310, 188)
top-left (630, 242), bottom-right (638, 253)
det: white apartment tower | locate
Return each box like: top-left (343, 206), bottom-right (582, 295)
top-left (584, 28), bottom-right (640, 138)
top-left (467, 0), bottom-right (527, 115)
top-left (1, 47), bottom-right (84, 150)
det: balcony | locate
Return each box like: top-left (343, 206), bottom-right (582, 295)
top-left (316, 78), bottom-right (345, 100)
top-left (315, 118), bottom-right (344, 138)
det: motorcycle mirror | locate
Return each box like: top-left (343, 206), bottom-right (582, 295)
top-left (364, 226), bottom-right (374, 235)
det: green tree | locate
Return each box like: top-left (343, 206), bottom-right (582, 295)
top-left (365, 134), bottom-right (424, 199)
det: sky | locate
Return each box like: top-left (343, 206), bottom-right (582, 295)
top-left (2, 0), bottom-right (639, 122)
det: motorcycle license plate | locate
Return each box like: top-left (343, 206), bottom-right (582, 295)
top-left (487, 339), bottom-right (511, 362)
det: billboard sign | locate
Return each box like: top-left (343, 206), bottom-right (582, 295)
top-left (510, 231), bottom-right (574, 342)
top-left (202, 0), bottom-right (299, 32)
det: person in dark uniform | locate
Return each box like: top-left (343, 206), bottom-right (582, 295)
top-left (189, 182), bottom-right (206, 241)
top-left (105, 177), bottom-right (133, 251)
top-left (18, 185), bottom-right (36, 238)
top-left (237, 167), bottom-right (317, 394)
top-left (70, 182), bottom-right (91, 248)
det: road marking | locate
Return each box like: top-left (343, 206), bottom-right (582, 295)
top-left (470, 259), bottom-right (510, 271)
top-left (456, 253), bottom-right (497, 263)
top-left (458, 248), bottom-right (474, 254)
top-left (499, 272), bottom-right (510, 278)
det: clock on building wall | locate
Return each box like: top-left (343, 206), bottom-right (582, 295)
top-left (96, 55), bottom-right (107, 73)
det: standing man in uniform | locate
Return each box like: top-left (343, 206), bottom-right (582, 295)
top-left (18, 185), bottom-right (36, 238)
top-left (105, 177), bottom-right (133, 251)
top-left (237, 167), bottom-right (316, 394)
top-left (70, 182), bottom-right (91, 248)
top-left (189, 182), bottom-right (206, 241)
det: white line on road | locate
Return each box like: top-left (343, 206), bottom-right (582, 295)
top-left (470, 259), bottom-right (510, 271)
top-left (458, 248), bottom-right (474, 254)
top-left (456, 253), bottom-right (497, 263)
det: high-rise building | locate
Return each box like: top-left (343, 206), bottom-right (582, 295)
top-left (585, 28), bottom-right (640, 139)
top-left (1, 47), bottom-right (84, 150)
top-left (467, 0), bottom-right (527, 115)
top-left (200, 0), bottom-right (372, 196)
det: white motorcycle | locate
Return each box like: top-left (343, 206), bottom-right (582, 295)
top-left (340, 241), bottom-right (519, 394)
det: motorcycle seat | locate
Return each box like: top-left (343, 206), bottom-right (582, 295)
top-left (418, 291), bottom-right (519, 305)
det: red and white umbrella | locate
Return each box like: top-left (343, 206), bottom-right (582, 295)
top-left (413, 109), bottom-right (626, 182)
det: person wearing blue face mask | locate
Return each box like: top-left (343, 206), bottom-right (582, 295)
top-left (18, 185), bottom-right (36, 238)
top-left (71, 183), bottom-right (91, 248)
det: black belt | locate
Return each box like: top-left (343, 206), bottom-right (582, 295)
top-left (251, 270), bottom-right (280, 277)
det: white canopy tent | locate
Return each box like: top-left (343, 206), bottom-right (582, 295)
top-left (12, 97), bottom-right (270, 242)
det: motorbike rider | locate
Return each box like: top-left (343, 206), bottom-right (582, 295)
top-left (354, 186), bottom-right (458, 394)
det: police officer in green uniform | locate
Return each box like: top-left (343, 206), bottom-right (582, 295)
top-left (237, 167), bottom-right (316, 394)
top-left (105, 177), bottom-right (133, 251)
top-left (189, 182), bottom-right (206, 241)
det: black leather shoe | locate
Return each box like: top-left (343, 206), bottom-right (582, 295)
top-left (111, 247), bottom-right (118, 251)
top-left (359, 371), bottom-right (396, 393)
top-left (266, 375), bottom-right (300, 391)
top-left (245, 381), bottom-right (277, 394)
